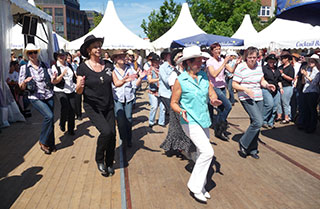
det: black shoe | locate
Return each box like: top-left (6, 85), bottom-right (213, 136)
top-left (238, 143), bottom-right (247, 158)
top-left (60, 125), bottom-right (65, 132)
top-left (97, 163), bottom-right (107, 176)
top-left (215, 133), bottom-right (229, 141)
top-left (149, 124), bottom-right (154, 128)
top-left (76, 116), bottom-right (82, 120)
top-left (50, 145), bottom-right (57, 152)
top-left (250, 153), bottom-right (260, 159)
top-left (107, 166), bottom-right (115, 176)
top-left (68, 130), bottom-right (75, 135)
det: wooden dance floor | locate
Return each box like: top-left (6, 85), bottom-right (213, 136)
top-left (0, 82), bottom-right (319, 209)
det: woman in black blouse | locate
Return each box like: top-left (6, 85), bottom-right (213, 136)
top-left (276, 51), bottom-right (295, 124)
top-left (76, 35), bottom-right (116, 177)
top-left (262, 54), bottom-right (283, 129)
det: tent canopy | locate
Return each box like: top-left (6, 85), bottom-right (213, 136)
top-left (231, 14), bottom-right (258, 48)
top-left (67, 1), bottom-right (151, 50)
top-left (253, 18), bottom-right (320, 49)
top-left (170, 33), bottom-right (243, 48)
top-left (276, 0), bottom-right (320, 25)
top-left (152, 3), bottom-right (206, 50)
top-left (10, 0), bottom-right (52, 22)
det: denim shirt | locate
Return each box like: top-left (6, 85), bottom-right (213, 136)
top-left (178, 70), bottom-right (211, 128)
top-left (159, 61), bottom-right (174, 98)
top-left (112, 65), bottom-right (137, 103)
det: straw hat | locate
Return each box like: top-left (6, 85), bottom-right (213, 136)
top-left (226, 51), bottom-right (238, 57)
top-left (80, 35), bottom-right (104, 58)
top-left (176, 45), bottom-right (211, 64)
top-left (111, 50), bottom-right (126, 61)
top-left (126, 50), bottom-right (134, 56)
top-left (306, 54), bottom-right (320, 62)
top-left (280, 51), bottom-right (292, 60)
top-left (24, 43), bottom-right (40, 56)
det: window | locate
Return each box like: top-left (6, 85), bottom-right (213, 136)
top-left (259, 6), bottom-right (271, 17)
top-left (43, 8), bottom-right (52, 16)
top-left (55, 8), bottom-right (63, 16)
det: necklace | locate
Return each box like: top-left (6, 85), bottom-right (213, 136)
top-left (88, 60), bottom-right (103, 72)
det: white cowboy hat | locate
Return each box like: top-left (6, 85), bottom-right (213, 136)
top-left (226, 51), bottom-right (238, 57)
top-left (176, 45), bottom-right (211, 64)
top-left (126, 50), bottom-right (134, 55)
top-left (306, 54), bottom-right (320, 62)
top-left (24, 43), bottom-right (40, 56)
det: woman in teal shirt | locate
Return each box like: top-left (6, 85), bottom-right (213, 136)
top-left (171, 46), bottom-right (221, 203)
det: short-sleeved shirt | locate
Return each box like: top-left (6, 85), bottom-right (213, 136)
top-left (178, 70), bottom-right (211, 128)
top-left (233, 62), bottom-right (264, 101)
top-left (51, 61), bottom-right (76, 94)
top-left (262, 65), bottom-right (282, 94)
top-left (159, 61), bottom-right (174, 98)
top-left (112, 65), bottom-right (137, 103)
top-left (18, 61), bottom-right (54, 100)
top-left (76, 62), bottom-right (114, 111)
top-left (279, 64), bottom-right (294, 87)
top-left (8, 71), bottom-right (19, 82)
top-left (206, 57), bottom-right (226, 88)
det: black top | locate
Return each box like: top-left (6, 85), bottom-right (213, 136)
top-left (77, 62), bottom-right (114, 110)
top-left (279, 64), bottom-right (294, 87)
top-left (263, 65), bottom-right (282, 95)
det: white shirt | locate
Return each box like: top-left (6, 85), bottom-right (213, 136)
top-left (8, 71), bottom-right (19, 82)
top-left (51, 61), bottom-right (76, 94)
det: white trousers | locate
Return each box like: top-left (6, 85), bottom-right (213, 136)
top-left (182, 124), bottom-right (214, 194)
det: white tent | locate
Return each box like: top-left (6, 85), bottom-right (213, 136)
top-left (67, 0), bottom-right (151, 50)
top-left (152, 3), bottom-right (206, 50)
top-left (231, 14), bottom-right (258, 48)
top-left (254, 18), bottom-right (320, 49)
top-left (53, 32), bottom-right (69, 50)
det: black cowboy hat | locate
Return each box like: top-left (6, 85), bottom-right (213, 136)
top-left (54, 49), bottom-right (66, 61)
top-left (80, 35), bottom-right (104, 58)
top-left (170, 48), bottom-right (183, 66)
top-left (150, 53), bottom-right (160, 62)
top-left (265, 54), bottom-right (278, 62)
top-left (146, 52), bottom-right (156, 60)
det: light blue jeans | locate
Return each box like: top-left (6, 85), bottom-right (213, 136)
top-left (277, 86), bottom-right (293, 117)
top-left (114, 100), bottom-right (133, 143)
top-left (148, 93), bottom-right (165, 126)
top-left (30, 97), bottom-right (55, 147)
top-left (239, 99), bottom-right (263, 154)
top-left (213, 87), bottom-right (232, 123)
top-left (262, 89), bottom-right (280, 126)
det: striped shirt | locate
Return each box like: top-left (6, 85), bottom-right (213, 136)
top-left (233, 62), bottom-right (264, 101)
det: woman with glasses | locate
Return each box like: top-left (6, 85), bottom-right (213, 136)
top-left (111, 50), bottom-right (145, 148)
top-left (18, 44), bottom-right (55, 154)
top-left (76, 35), bottom-right (116, 177)
top-left (232, 47), bottom-right (275, 159)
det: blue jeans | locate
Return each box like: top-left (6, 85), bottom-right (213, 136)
top-left (225, 76), bottom-right (235, 104)
top-left (278, 86), bottom-right (293, 117)
top-left (239, 99), bottom-right (263, 154)
top-left (114, 100), bottom-right (133, 143)
top-left (262, 89), bottom-right (280, 126)
top-left (148, 93), bottom-right (165, 126)
top-left (30, 97), bottom-right (55, 147)
top-left (214, 87), bottom-right (232, 123)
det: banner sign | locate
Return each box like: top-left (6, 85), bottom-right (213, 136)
top-left (277, 0), bottom-right (319, 15)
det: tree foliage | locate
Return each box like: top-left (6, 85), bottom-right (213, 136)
top-left (141, 0), bottom-right (181, 41)
top-left (90, 13), bottom-right (103, 31)
top-left (142, 0), bottom-right (271, 40)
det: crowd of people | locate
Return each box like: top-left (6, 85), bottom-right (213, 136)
top-left (4, 36), bottom-right (320, 203)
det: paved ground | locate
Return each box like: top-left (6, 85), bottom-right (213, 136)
top-left (0, 83), bottom-right (319, 209)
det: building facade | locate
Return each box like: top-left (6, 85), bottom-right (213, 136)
top-left (259, 0), bottom-right (276, 22)
top-left (35, 0), bottom-right (90, 41)
top-left (83, 10), bottom-right (102, 30)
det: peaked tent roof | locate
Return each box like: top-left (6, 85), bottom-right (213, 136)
top-left (231, 14), bottom-right (258, 47)
top-left (152, 3), bottom-right (206, 50)
top-left (67, 0), bottom-right (151, 50)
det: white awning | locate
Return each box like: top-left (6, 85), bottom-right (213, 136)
top-left (10, 0), bottom-right (52, 22)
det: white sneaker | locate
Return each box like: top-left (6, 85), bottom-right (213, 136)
top-left (203, 191), bottom-right (211, 199)
top-left (194, 193), bottom-right (207, 202)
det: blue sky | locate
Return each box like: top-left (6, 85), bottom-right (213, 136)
top-left (80, 0), bottom-right (186, 38)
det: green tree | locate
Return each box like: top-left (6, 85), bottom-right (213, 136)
top-left (142, 0), bottom-right (271, 40)
top-left (141, 0), bottom-right (181, 41)
top-left (90, 13), bottom-right (103, 31)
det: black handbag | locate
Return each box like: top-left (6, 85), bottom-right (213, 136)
top-left (25, 65), bottom-right (37, 93)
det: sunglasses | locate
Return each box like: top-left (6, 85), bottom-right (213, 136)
top-left (28, 51), bottom-right (38, 55)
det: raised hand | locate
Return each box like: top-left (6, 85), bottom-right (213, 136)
top-left (24, 76), bottom-right (33, 83)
